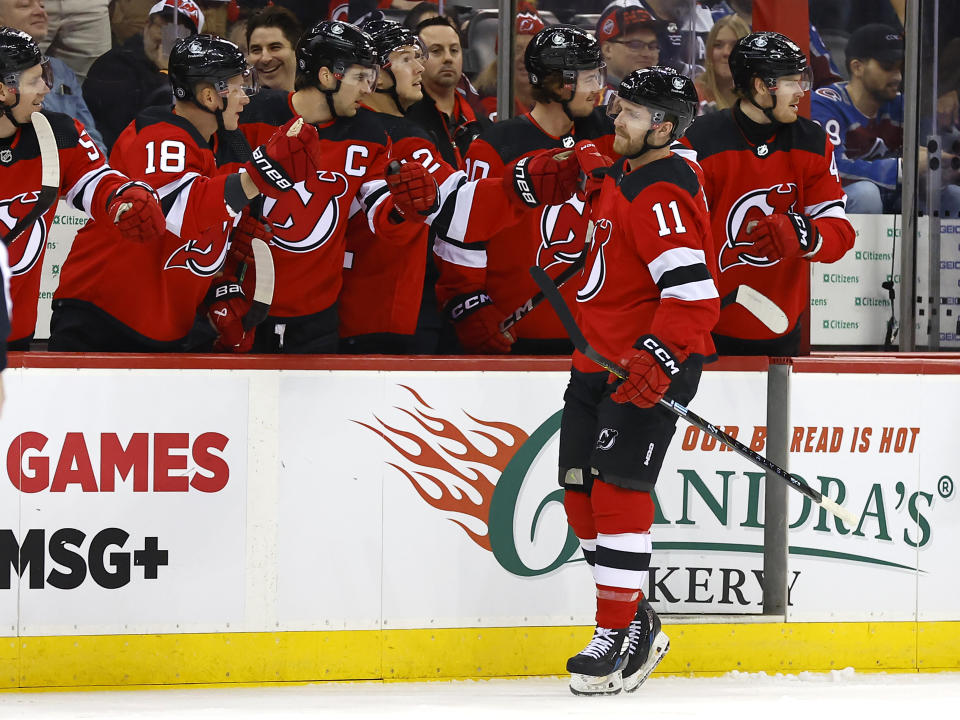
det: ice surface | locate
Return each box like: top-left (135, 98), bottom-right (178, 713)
top-left (2, 670), bottom-right (959, 720)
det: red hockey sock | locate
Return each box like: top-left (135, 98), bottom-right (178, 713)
top-left (591, 480), bottom-right (655, 628)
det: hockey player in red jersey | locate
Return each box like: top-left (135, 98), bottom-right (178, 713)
top-left (0, 27), bottom-right (166, 350)
top-left (560, 67), bottom-right (717, 695)
top-left (678, 31), bottom-right (855, 356)
top-left (433, 25), bottom-right (616, 355)
top-left (50, 34), bottom-right (322, 352)
top-left (338, 19), bottom-right (571, 353)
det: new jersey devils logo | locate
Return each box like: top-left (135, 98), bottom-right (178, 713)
top-left (165, 237), bottom-right (229, 276)
top-left (1, 192), bottom-right (48, 276)
top-left (536, 195), bottom-right (587, 271)
top-left (577, 217), bottom-right (613, 303)
top-left (263, 170), bottom-right (350, 253)
top-left (720, 183), bottom-right (799, 271)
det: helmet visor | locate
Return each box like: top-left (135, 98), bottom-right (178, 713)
top-left (3, 58), bottom-right (53, 93)
top-left (769, 67), bottom-right (812, 94)
top-left (340, 64), bottom-right (380, 92)
top-left (386, 42), bottom-right (427, 72)
top-left (576, 63), bottom-right (607, 93)
top-left (607, 93), bottom-right (665, 127)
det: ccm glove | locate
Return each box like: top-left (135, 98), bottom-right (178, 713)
top-left (207, 278), bottom-right (255, 353)
top-left (106, 181), bottom-right (166, 243)
top-left (573, 139), bottom-right (612, 203)
top-left (444, 291), bottom-right (513, 354)
top-left (610, 334), bottom-right (686, 408)
top-left (505, 148), bottom-right (580, 208)
top-left (747, 212), bottom-right (822, 260)
top-left (386, 160), bottom-right (440, 217)
top-left (244, 117), bottom-right (322, 197)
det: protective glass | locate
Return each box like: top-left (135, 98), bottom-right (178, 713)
top-left (340, 65), bottom-right (381, 92)
top-left (576, 64), bottom-right (607, 93)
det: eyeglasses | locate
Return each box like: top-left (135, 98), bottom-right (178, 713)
top-left (609, 39), bottom-right (660, 53)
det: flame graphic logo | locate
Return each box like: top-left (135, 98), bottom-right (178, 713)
top-left (353, 385), bottom-right (529, 550)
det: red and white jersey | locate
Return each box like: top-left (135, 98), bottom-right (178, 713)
top-left (574, 153), bottom-right (720, 373)
top-left (55, 106), bottom-right (244, 343)
top-left (678, 106), bottom-right (855, 341)
top-left (240, 91), bottom-right (411, 318)
top-left (1, 111), bottom-right (127, 342)
top-left (433, 108), bottom-right (615, 341)
top-left (338, 111), bottom-right (526, 339)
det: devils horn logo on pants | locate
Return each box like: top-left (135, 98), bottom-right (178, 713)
top-left (596, 427), bottom-right (618, 451)
top-left (720, 183), bottom-right (799, 272)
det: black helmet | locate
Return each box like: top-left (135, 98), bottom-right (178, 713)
top-left (296, 20), bottom-right (378, 87)
top-left (525, 25), bottom-right (601, 89)
top-left (729, 31), bottom-right (809, 95)
top-left (169, 34), bottom-right (253, 102)
top-left (361, 18), bottom-right (422, 68)
top-left (617, 66), bottom-right (698, 142)
top-left (0, 27), bottom-right (41, 86)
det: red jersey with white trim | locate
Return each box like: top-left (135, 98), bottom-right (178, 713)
top-left (1, 111), bottom-right (127, 342)
top-left (55, 106), bottom-right (242, 342)
top-left (339, 111), bottom-right (526, 339)
top-left (679, 106), bottom-right (855, 341)
top-left (434, 108), bottom-right (616, 341)
top-left (574, 153), bottom-right (719, 374)
top-left (240, 91), bottom-right (408, 318)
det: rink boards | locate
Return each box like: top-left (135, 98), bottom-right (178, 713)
top-left (1, 354), bottom-right (959, 688)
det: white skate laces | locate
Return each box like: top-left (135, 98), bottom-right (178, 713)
top-left (581, 627), bottom-right (621, 659)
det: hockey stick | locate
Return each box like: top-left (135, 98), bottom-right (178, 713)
top-left (241, 237), bottom-right (275, 331)
top-left (499, 220), bottom-right (594, 336)
top-left (530, 265), bottom-right (858, 525)
top-left (3, 112), bottom-right (59, 246)
top-left (720, 285), bottom-right (789, 334)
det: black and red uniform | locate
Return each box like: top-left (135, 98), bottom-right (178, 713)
top-left (1, 111), bottom-right (129, 348)
top-left (433, 108), bottom-right (616, 353)
top-left (51, 107), bottom-right (247, 351)
top-left (678, 104), bottom-right (855, 354)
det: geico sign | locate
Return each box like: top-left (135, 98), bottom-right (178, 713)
top-left (7, 432), bottom-right (230, 493)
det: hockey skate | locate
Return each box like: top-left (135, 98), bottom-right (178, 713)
top-left (622, 597), bottom-right (670, 693)
top-left (566, 626), bottom-right (630, 696)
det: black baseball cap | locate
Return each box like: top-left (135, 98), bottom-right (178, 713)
top-left (846, 24), bottom-right (904, 65)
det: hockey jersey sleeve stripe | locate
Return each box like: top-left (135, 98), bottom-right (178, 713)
top-left (430, 175), bottom-right (475, 244)
top-left (158, 173), bottom-right (201, 238)
top-left (348, 196), bottom-right (362, 219)
top-left (671, 144), bottom-right (698, 164)
top-left (359, 179), bottom-right (390, 233)
top-left (433, 236), bottom-right (487, 268)
top-left (656, 263), bottom-right (714, 291)
top-left (660, 277), bottom-right (719, 302)
top-left (429, 171), bottom-right (469, 223)
top-left (647, 246), bottom-right (707, 284)
top-left (805, 198), bottom-right (846, 219)
top-left (66, 166), bottom-right (122, 215)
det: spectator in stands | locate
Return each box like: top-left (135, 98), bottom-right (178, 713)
top-left (42, 0), bottom-right (111, 81)
top-left (246, 5), bottom-right (301, 92)
top-left (0, 0), bottom-right (105, 150)
top-left (694, 12), bottom-right (749, 114)
top-left (474, 3), bottom-right (544, 120)
top-left (110, 0), bottom-right (155, 46)
top-left (405, 16), bottom-right (487, 170)
top-left (710, 0), bottom-right (842, 89)
top-left (606, 0), bottom-right (713, 77)
top-left (84, 0), bottom-right (204, 152)
top-left (812, 24), bottom-right (960, 215)
top-left (402, 2), bottom-right (440, 31)
top-left (596, 3), bottom-right (662, 105)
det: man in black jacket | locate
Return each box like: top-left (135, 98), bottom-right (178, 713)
top-left (82, 0), bottom-right (203, 151)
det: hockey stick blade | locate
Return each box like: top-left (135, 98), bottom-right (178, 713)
top-left (499, 221), bottom-right (594, 335)
top-left (529, 265), bottom-right (858, 526)
top-left (242, 237), bottom-right (275, 331)
top-left (3, 112), bottom-right (60, 246)
top-left (720, 285), bottom-right (789, 334)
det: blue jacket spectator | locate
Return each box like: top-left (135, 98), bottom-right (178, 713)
top-left (43, 55), bottom-right (105, 152)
